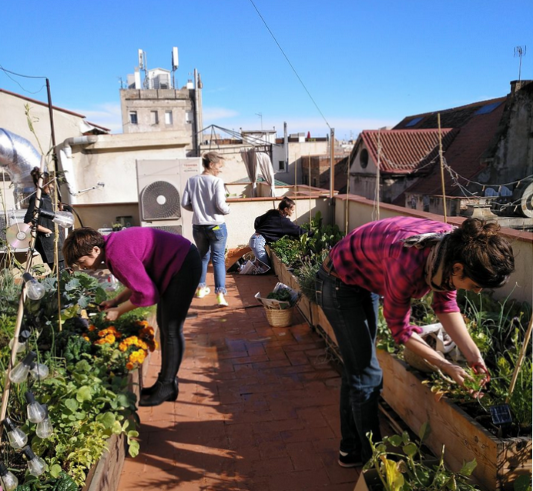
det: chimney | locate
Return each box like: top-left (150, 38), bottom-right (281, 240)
top-left (510, 80), bottom-right (526, 94)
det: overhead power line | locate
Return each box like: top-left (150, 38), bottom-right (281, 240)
top-left (0, 64), bottom-right (47, 95)
top-left (247, 0), bottom-right (331, 130)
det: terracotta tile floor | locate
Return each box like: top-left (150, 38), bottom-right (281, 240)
top-left (119, 271), bottom-right (391, 490)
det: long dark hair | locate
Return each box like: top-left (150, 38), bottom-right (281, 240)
top-left (444, 218), bottom-right (515, 288)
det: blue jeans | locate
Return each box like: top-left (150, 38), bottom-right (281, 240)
top-left (193, 223), bottom-right (228, 294)
top-left (315, 266), bottom-right (382, 461)
top-left (248, 233), bottom-right (271, 267)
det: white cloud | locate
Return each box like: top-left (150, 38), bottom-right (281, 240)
top-left (73, 103), bottom-right (123, 133)
top-left (203, 107), bottom-right (239, 120)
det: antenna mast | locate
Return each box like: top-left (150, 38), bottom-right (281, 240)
top-left (171, 47), bottom-right (179, 89)
top-left (514, 46), bottom-right (526, 81)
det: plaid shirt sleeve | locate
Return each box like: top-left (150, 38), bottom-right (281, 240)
top-left (382, 256), bottom-right (424, 345)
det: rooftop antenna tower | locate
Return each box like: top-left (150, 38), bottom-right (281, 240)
top-left (514, 46), bottom-right (526, 81)
top-left (138, 49), bottom-right (148, 88)
top-left (171, 47), bottom-right (179, 89)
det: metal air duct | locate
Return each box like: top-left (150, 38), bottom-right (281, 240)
top-left (0, 128), bottom-right (41, 208)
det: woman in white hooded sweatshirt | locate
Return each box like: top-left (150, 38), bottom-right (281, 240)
top-left (182, 152), bottom-right (231, 307)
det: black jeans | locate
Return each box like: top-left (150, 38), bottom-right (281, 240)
top-left (316, 266), bottom-right (382, 461)
top-left (156, 244), bottom-right (202, 384)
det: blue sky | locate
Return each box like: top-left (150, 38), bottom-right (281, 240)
top-left (1, 0), bottom-right (532, 140)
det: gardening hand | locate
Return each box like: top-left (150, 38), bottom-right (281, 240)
top-left (99, 299), bottom-right (117, 311)
top-left (439, 361), bottom-right (472, 387)
top-left (104, 308), bottom-right (121, 321)
top-left (469, 360), bottom-right (491, 388)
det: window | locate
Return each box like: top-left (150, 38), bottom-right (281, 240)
top-left (279, 160), bottom-right (286, 171)
top-left (474, 102), bottom-right (502, 115)
top-left (360, 149), bottom-right (369, 169)
top-left (150, 111), bottom-right (159, 125)
top-left (129, 111), bottom-right (138, 125)
top-left (406, 116), bottom-right (423, 127)
top-left (165, 111), bottom-right (173, 125)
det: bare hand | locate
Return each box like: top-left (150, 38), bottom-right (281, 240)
top-left (105, 308), bottom-right (121, 321)
top-left (440, 362), bottom-right (473, 387)
top-left (469, 360), bottom-right (491, 388)
top-left (99, 300), bottom-right (117, 311)
top-left (440, 361), bottom-right (488, 399)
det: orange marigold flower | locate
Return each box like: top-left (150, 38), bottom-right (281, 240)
top-left (82, 335), bottom-right (91, 342)
top-left (88, 325), bottom-right (96, 332)
top-left (126, 362), bottom-right (134, 370)
top-left (105, 334), bottom-right (116, 344)
top-left (98, 329), bottom-right (107, 337)
top-left (94, 338), bottom-right (106, 345)
top-left (119, 342), bottom-right (127, 352)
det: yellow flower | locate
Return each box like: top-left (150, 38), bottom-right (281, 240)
top-left (105, 333), bottom-right (116, 344)
top-left (82, 335), bottom-right (90, 342)
top-left (119, 342), bottom-right (127, 352)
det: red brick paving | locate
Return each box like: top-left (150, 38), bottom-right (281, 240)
top-left (119, 271), bottom-right (388, 490)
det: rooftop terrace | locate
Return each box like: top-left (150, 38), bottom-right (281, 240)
top-left (118, 270), bottom-right (395, 490)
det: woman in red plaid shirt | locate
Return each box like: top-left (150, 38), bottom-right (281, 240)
top-left (316, 216), bottom-right (515, 467)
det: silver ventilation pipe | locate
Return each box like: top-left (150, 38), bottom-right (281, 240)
top-left (0, 128), bottom-right (42, 209)
top-left (56, 136), bottom-right (97, 204)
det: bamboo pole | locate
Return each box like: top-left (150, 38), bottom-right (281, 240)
top-left (0, 156), bottom-right (46, 432)
top-left (438, 113), bottom-right (448, 223)
top-left (506, 314), bottom-right (533, 402)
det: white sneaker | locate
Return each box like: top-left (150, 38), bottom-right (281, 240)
top-left (216, 293), bottom-right (229, 307)
top-left (196, 287), bottom-right (211, 298)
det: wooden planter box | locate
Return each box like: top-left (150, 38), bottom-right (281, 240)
top-left (269, 251), bottom-right (532, 491)
top-left (377, 350), bottom-right (532, 490)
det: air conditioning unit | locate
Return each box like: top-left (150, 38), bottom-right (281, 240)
top-left (136, 159), bottom-right (201, 241)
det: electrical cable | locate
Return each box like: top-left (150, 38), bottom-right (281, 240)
top-left (247, 0), bottom-right (331, 130)
top-left (0, 64), bottom-right (47, 95)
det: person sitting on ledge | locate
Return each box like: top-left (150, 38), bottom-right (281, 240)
top-left (249, 197), bottom-right (309, 268)
top-left (62, 226), bottom-right (201, 407)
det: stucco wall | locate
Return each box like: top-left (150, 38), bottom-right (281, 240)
top-left (58, 132), bottom-right (190, 206)
top-left (223, 195), bottom-right (331, 248)
top-left (272, 140), bottom-right (329, 185)
top-left (0, 91), bottom-right (90, 153)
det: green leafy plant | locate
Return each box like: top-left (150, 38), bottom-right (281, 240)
top-left (364, 423), bottom-right (479, 490)
top-left (0, 272), bottom-right (149, 489)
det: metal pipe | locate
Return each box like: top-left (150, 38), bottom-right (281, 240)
top-left (56, 136), bottom-right (97, 204)
top-left (0, 128), bottom-right (41, 208)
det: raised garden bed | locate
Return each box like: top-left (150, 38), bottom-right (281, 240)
top-left (82, 311), bottom-right (156, 491)
top-left (269, 249), bottom-right (532, 491)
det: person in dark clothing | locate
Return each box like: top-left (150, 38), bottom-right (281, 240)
top-left (24, 167), bottom-right (65, 272)
top-left (248, 197), bottom-right (308, 267)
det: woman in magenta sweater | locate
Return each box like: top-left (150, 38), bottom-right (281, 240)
top-left (63, 227), bottom-right (201, 407)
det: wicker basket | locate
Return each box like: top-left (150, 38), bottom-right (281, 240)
top-left (264, 306), bottom-right (294, 328)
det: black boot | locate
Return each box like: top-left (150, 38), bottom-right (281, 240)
top-left (141, 376), bottom-right (178, 397)
top-left (139, 380), bottom-right (179, 407)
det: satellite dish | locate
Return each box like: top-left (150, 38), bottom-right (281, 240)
top-left (6, 223), bottom-right (32, 249)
